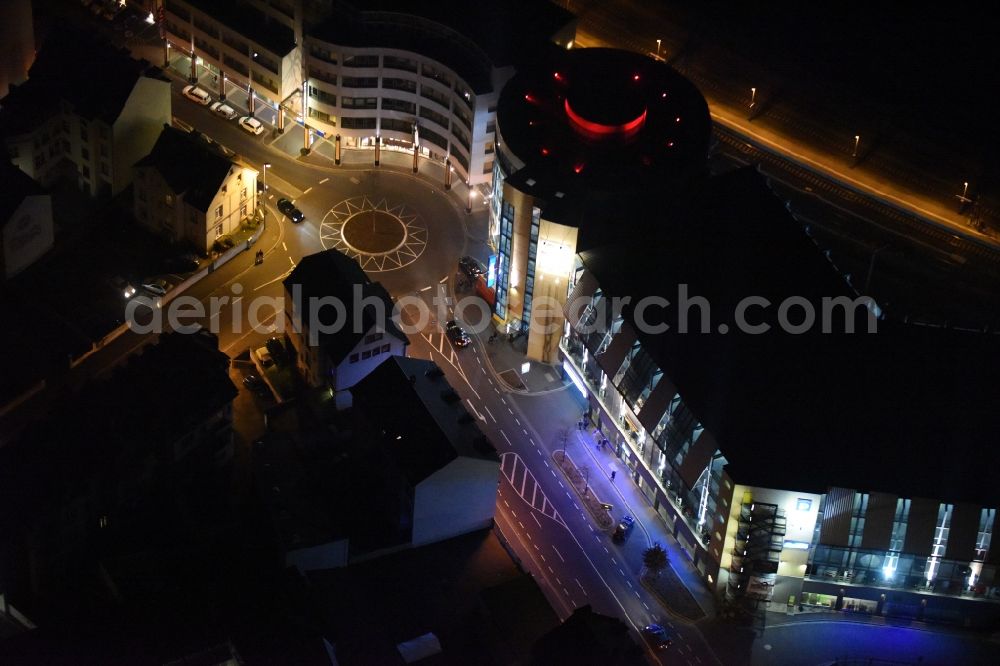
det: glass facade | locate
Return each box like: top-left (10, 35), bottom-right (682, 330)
top-left (807, 499), bottom-right (998, 600)
top-left (521, 207), bottom-right (540, 331)
top-left (495, 201), bottom-right (514, 320)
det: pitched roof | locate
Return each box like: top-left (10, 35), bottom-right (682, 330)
top-left (0, 159), bottom-right (44, 223)
top-left (350, 356), bottom-right (498, 486)
top-left (0, 29), bottom-right (166, 135)
top-left (134, 126), bottom-right (236, 212)
top-left (283, 249), bottom-right (408, 364)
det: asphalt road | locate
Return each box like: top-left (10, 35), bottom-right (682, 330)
top-left (9, 5), bottom-right (999, 665)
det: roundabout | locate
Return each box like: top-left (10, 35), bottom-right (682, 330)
top-left (319, 196), bottom-right (427, 272)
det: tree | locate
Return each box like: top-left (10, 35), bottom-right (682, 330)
top-left (642, 543), bottom-right (668, 579)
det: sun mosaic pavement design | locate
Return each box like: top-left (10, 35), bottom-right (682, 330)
top-left (319, 196), bottom-right (427, 272)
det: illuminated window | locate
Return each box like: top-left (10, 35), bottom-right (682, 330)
top-left (797, 499), bottom-right (812, 512)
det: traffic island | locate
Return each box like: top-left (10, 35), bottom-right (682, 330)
top-left (641, 567), bottom-right (708, 622)
top-left (553, 450), bottom-right (614, 530)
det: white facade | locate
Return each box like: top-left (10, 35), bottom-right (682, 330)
top-left (283, 307), bottom-right (407, 391)
top-left (134, 160), bottom-right (257, 253)
top-left (163, 0), bottom-right (301, 108)
top-left (1, 193), bottom-right (54, 280)
top-left (303, 39), bottom-right (512, 184)
top-left (3, 76), bottom-right (170, 198)
top-left (412, 456), bottom-right (501, 547)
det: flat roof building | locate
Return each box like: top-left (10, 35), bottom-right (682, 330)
top-left (489, 47), bottom-right (712, 361)
top-left (557, 166), bottom-right (1000, 623)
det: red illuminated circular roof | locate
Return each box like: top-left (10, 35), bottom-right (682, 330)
top-left (564, 99), bottom-right (647, 138)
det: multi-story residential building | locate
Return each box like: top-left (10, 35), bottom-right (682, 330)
top-left (133, 125), bottom-right (259, 252)
top-left (282, 248), bottom-right (408, 392)
top-left (302, 0), bottom-right (575, 184)
top-left (0, 31), bottom-right (171, 198)
top-left (487, 46), bottom-right (712, 360)
top-left (557, 167), bottom-right (1000, 624)
top-left (0, 161), bottom-right (53, 281)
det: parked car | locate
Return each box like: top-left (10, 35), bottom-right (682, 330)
top-left (243, 374), bottom-right (267, 394)
top-left (182, 85), bottom-right (211, 106)
top-left (163, 253), bottom-right (200, 273)
top-left (239, 116), bottom-right (265, 135)
top-left (459, 255), bottom-right (486, 278)
top-left (141, 278), bottom-right (169, 296)
top-left (265, 337), bottom-right (288, 365)
top-left (642, 624), bottom-right (672, 650)
top-left (276, 198), bottom-right (305, 223)
top-left (210, 101), bottom-right (237, 119)
top-left (612, 515), bottom-right (635, 542)
top-left (445, 320), bottom-right (471, 348)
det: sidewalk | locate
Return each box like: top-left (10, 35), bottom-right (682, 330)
top-left (569, 426), bottom-right (718, 621)
top-left (462, 312), bottom-right (569, 394)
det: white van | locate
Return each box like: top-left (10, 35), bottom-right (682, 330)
top-left (182, 85), bottom-right (211, 106)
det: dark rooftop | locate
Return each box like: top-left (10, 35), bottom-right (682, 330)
top-left (311, 0), bottom-right (576, 94)
top-left (0, 330), bottom-right (237, 535)
top-left (134, 125), bottom-right (238, 213)
top-left (350, 356), bottom-right (499, 487)
top-left (308, 528), bottom-right (558, 665)
top-left (0, 29), bottom-right (166, 135)
top-left (498, 47), bottom-right (711, 216)
top-left (283, 248), bottom-right (408, 364)
top-left (184, 0), bottom-right (295, 56)
top-left (579, 167), bottom-right (1000, 505)
top-left (0, 159), bottom-right (45, 222)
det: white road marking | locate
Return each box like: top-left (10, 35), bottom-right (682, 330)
top-left (302, 186), bottom-right (313, 195)
top-left (288, 257), bottom-right (295, 267)
top-left (612, 558), bottom-right (617, 565)
top-left (553, 546), bottom-right (565, 562)
top-left (619, 568), bottom-right (625, 576)
top-left (282, 242), bottom-right (288, 251)
top-left (501, 430), bottom-right (512, 445)
top-left (543, 459), bottom-right (550, 468)
top-left (319, 177), bottom-right (329, 184)
top-left (439, 275), bottom-right (448, 283)
top-left (643, 602), bottom-right (650, 610)
top-left (531, 513), bottom-right (541, 527)
top-left (420, 285), bottom-right (432, 292)
top-left (517, 521), bottom-right (524, 529)
top-left (523, 429), bottom-right (528, 435)
top-left (515, 418), bottom-right (521, 425)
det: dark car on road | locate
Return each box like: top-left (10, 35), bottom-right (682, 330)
top-left (243, 374), bottom-right (268, 395)
top-left (612, 514), bottom-right (635, 542)
top-left (277, 198), bottom-right (305, 223)
top-left (446, 320), bottom-right (471, 348)
top-left (458, 255), bottom-right (486, 278)
top-left (642, 624), bottom-right (672, 650)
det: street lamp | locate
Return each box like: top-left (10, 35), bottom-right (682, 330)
top-left (750, 87), bottom-right (757, 108)
top-left (852, 135), bottom-right (860, 159)
top-left (262, 162), bottom-right (270, 192)
top-left (466, 183), bottom-right (475, 213)
top-left (656, 39), bottom-right (661, 57)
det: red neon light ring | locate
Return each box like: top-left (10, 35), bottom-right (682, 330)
top-left (564, 99), bottom-right (647, 136)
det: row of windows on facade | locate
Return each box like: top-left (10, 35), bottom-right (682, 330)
top-left (164, 9), bottom-right (282, 75)
top-left (308, 74), bottom-right (473, 129)
top-left (307, 48), bottom-right (474, 102)
top-left (308, 84), bottom-right (473, 141)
